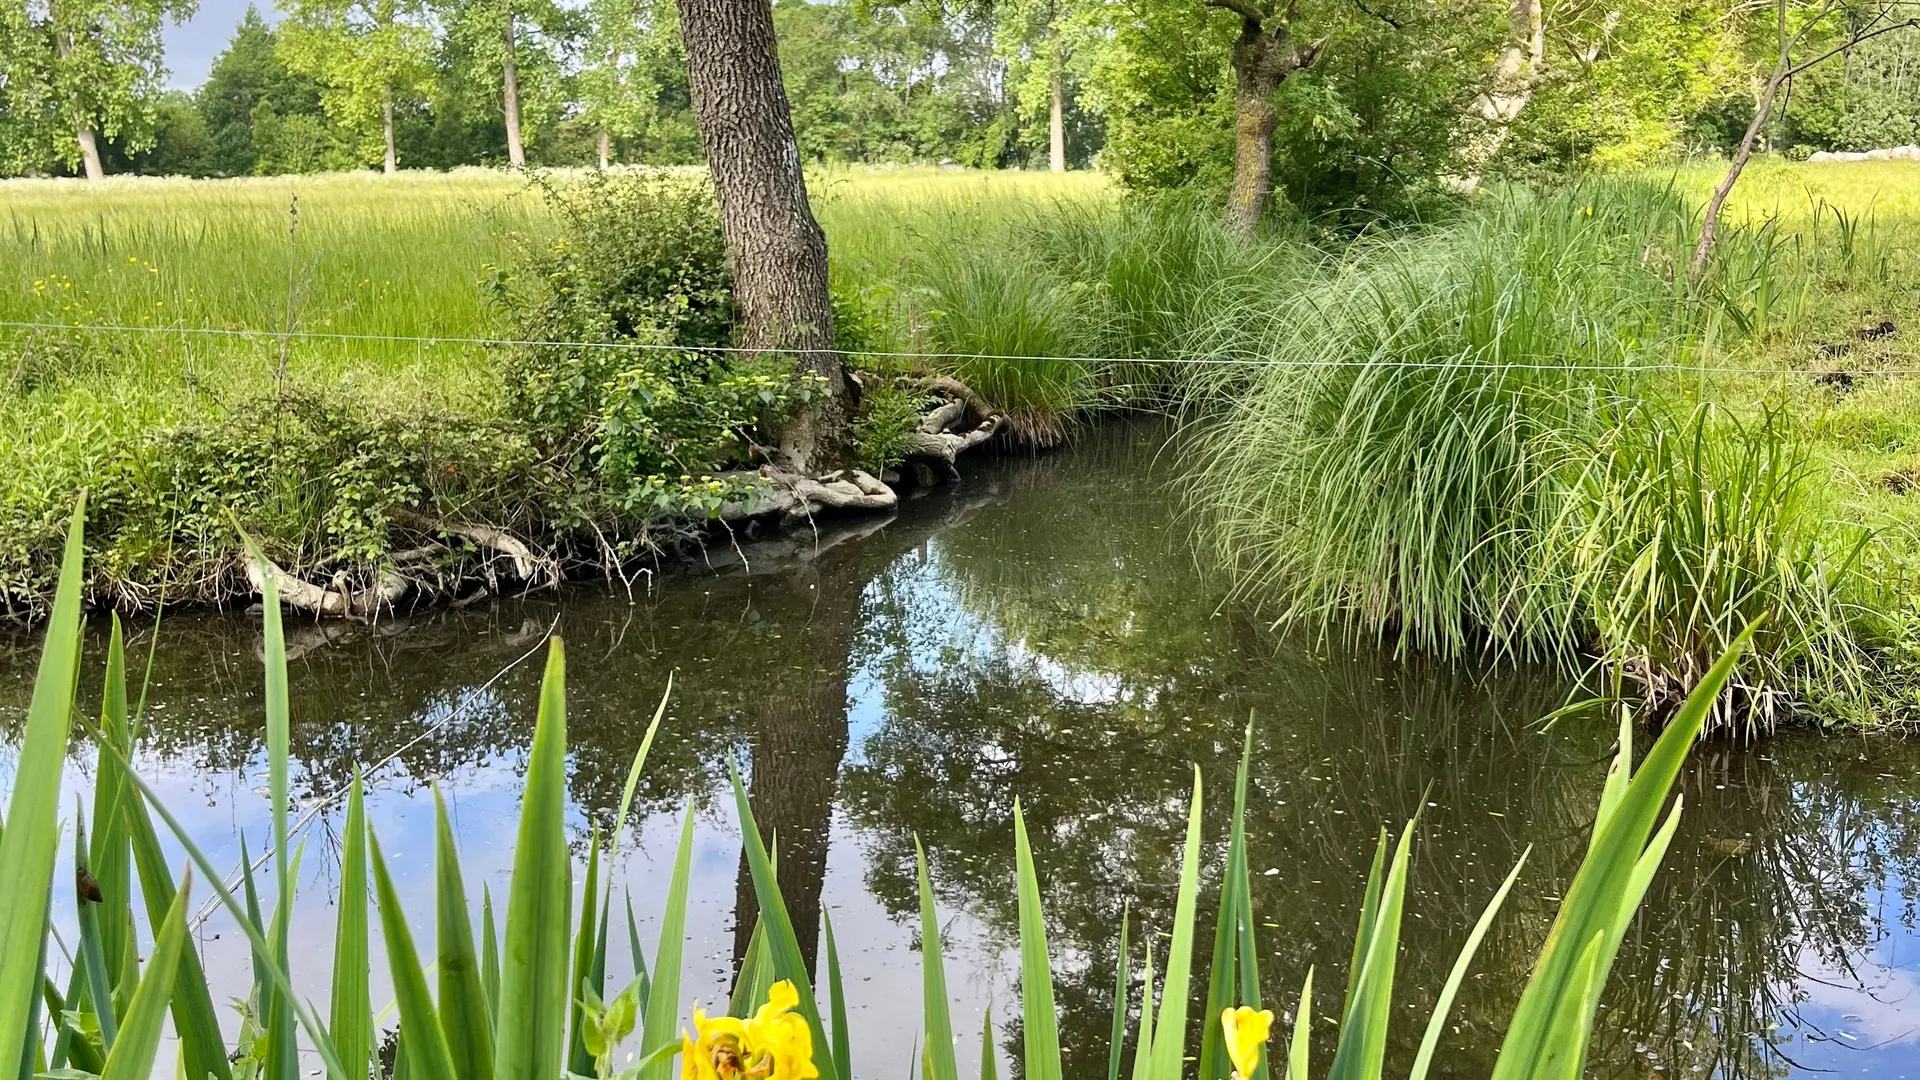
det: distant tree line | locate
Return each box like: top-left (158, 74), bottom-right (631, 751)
top-left (3, 0), bottom-right (1919, 214)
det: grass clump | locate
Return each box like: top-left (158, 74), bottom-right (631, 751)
top-left (1189, 179), bottom-right (1893, 733)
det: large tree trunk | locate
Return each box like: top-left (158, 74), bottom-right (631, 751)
top-left (1223, 16), bottom-right (1315, 241)
top-left (502, 18), bottom-right (526, 170)
top-left (1048, 60), bottom-right (1066, 172)
top-left (597, 128), bottom-right (612, 169)
top-left (1472, 0), bottom-right (1544, 165)
top-left (677, 0), bottom-right (847, 474)
top-left (56, 24), bottom-right (104, 181)
top-left (382, 92), bottom-right (397, 174)
top-left (75, 122), bottom-right (104, 181)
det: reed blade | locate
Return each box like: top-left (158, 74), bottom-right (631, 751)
top-left (371, 829), bottom-right (460, 1080)
top-left (1012, 800), bottom-right (1061, 1080)
top-left (330, 772), bottom-right (373, 1080)
top-left (637, 803), bottom-right (696, 1080)
top-left (435, 788), bottom-right (493, 1080)
top-left (97, 870), bottom-right (191, 1080)
top-left (916, 837), bottom-right (959, 1080)
top-left (491, 639), bottom-right (573, 1080)
top-left (0, 498), bottom-right (85, 1070)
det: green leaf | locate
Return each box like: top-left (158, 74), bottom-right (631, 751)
top-left (979, 1003), bottom-right (998, 1080)
top-left (0, 497), bottom-right (85, 1072)
top-left (1127, 937), bottom-right (1155, 1080)
top-left (492, 639), bottom-right (574, 1080)
top-left (624, 889), bottom-right (650, 1019)
top-left (1147, 769), bottom-right (1204, 1080)
top-left (1284, 969), bottom-right (1312, 1080)
top-left (1491, 627), bottom-right (1752, 1080)
top-left (1409, 849), bottom-right (1530, 1080)
top-left (370, 829), bottom-right (459, 1080)
top-left (1105, 908), bottom-right (1129, 1080)
top-left (482, 886), bottom-right (500, 1029)
top-left (331, 773), bottom-right (372, 1080)
top-left (120, 766), bottom-right (233, 1080)
top-left (1011, 800), bottom-right (1060, 1080)
top-left (726, 763), bottom-right (838, 1080)
top-left (98, 870), bottom-right (191, 1080)
top-left (915, 838), bottom-right (958, 1080)
top-left (609, 675), bottom-right (671, 865)
top-left (435, 789), bottom-right (493, 1080)
top-left (1200, 724), bottom-right (1257, 1080)
top-left (822, 912), bottom-right (848, 1080)
top-left (89, 619), bottom-right (134, 1001)
top-left (73, 811), bottom-right (119, 1054)
top-left (637, 804), bottom-right (696, 1080)
top-left (1326, 822), bottom-right (1414, 1080)
top-left (569, 834), bottom-right (604, 1077)
top-left (257, 565), bottom-right (297, 1080)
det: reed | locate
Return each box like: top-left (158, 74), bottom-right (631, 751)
top-left (1, 504), bottom-right (1745, 1080)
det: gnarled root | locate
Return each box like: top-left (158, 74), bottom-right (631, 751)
top-left (392, 510), bottom-right (552, 586)
top-left (246, 555), bottom-right (408, 620)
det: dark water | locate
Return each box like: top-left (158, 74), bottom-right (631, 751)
top-left (5, 420), bottom-right (1920, 1078)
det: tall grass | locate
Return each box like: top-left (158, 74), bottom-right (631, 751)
top-left (1188, 180), bottom-right (1884, 733)
top-left (2, 505), bottom-right (1748, 1080)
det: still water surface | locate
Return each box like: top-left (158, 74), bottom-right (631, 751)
top-left (5, 421), bottom-right (1920, 1078)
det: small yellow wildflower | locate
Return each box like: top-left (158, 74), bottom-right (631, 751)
top-left (682, 980), bottom-right (817, 1080)
top-left (1221, 1006), bottom-right (1274, 1080)
top-left (128, 256), bottom-right (137, 263)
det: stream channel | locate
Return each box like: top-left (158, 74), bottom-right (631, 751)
top-left (4, 420), bottom-right (1920, 1078)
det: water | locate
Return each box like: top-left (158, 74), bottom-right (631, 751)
top-left (5, 419), bottom-right (1920, 1078)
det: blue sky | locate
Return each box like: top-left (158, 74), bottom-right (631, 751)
top-left (163, 0), bottom-right (271, 90)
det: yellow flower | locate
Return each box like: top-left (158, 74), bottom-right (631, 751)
top-left (682, 980), bottom-right (818, 1080)
top-left (1221, 1006), bottom-right (1274, 1080)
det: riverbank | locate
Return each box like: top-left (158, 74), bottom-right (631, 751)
top-left (10, 161), bottom-right (1920, 729)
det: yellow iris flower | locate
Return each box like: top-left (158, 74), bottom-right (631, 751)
top-left (683, 980), bottom-right (819, 1080)
top-left (1221, 1005), bottom-right (1274, 1080)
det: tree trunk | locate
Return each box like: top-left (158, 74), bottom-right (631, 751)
top-left (56, 24), bottom-right (103, 181)
top-left (382, 93), bottom-right (397, 174)
top-left (1224, 17), bottom-right (1314, 241)
top-left (677, 0), bottom-right (848, 474)
top-left (1048, 60), bottom-right (1066, 172)
top-left (597, 128), bottom-right (612, 169)
top-left (1474, 0), bottom-right (1544, 161)
top-left (502, 17), bottom-right (526, 170)
top-left (75, 123), bottom-right (104, 181)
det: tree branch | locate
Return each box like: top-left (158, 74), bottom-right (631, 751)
top-left (1203, 0), bottom-right (1270, 26)
top-left (1351, 0), bottom-right (1402, 29)
top-left (1784, 17), bottom-right (1919, 79)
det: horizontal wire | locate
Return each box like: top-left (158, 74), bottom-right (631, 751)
top-left (0, 318), bottom-right (1888, 376)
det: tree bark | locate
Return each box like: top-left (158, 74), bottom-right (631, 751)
top-left (382, 92), bottom-right (397, 174)
top-left (676, 0), bottom-right (848, 474)
top-left (502, 16), bottom-right (526, 170)
top-left (1690, 69), bottom-right (1784, 279)
top-left (597, 128), bottom-right (612, 169)
top-left (75, 122), bottom-right (104, 181)
top-left (56, 24), bottom-right (104, 181)
top-left (1473, 0), bottom-right (1543, 161)
top-left (1048, 57), bottom-right (1066, 172)
top-left (1219, 7), bottom-right (1318, 241)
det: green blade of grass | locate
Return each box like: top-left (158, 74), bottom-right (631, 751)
top-left (434, 788), bottom-right (493, 1080)
top-left (1284, 969), bottom-right (1313, 1080)
top-left (120, 762), bottom-right (234, 1080)
top-left (729, 917), bottom-right (772, 1020)
top-left (609, 675), bottom-right (671, 865)
top-left (1012, 799), bottom-right (1061, 1080)
top-left (0, 497), bottom-right (85, 1071)
top-left (1326, 821), bottom-right (1414, 1080)
top-left (1409, 849), bottom-right (1530, 1080)
top-left (726, 762), bottom-right (838, 1080)
top-left (370, 829), bottom-right (460, 1080)
top-left (74, 810), bottom-right (120, 1053)
top-left (980, 1002), bottom-right (998, 1080)
top-left (568, 834), bottom-right (604, 1076)
top-left (915, 837), bottom-right (959, 1080)
top-left (1127, 937), bottom-right (1156, 1080)
top-left (1147, 768), bottom-right (1204, 1080)
top-left (1200, 724), bottom-right (1256, 1080)
top-left (625, 889), bottom-right (650, 1017)
top-left (492, 639), bottom-right (574, 1080)
top-left (482, 885), bottom-right (500, 1027)
top-left (257, 565), bottom-right (297, 1080)
top-left (823, 911), bottom-right (848, 1080)
top-left (636, 802), bottom-right (696, 1080)
top-left (98, 869), bottom-right (191, 1080)
top-left (90, 618), bottom-right (134, 1001)
top-left (331, 773), bottom-right (372, 1080)
top-left (1105, 907), bottom-right (1130, 1080)
top-left (1491, 628), bottom-right (1751, 1079)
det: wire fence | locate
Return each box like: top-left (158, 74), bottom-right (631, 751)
top-left (0, 318), bottom-right (1897, 377)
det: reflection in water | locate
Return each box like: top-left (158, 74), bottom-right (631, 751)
top-left (3, 420), bottom-right (1919, 1078)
